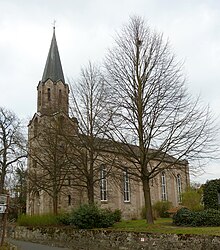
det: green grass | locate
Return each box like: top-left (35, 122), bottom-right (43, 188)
top-left (112, 218), bottom-right (220, 236)
top-left (17, 215), bottom-right (220, 236)
top-left (17, 213), bottom-right (59, 226)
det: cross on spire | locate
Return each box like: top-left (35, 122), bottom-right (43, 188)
top-left (52, 20), bottom-right (56, 30)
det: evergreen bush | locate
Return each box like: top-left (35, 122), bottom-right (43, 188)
top-left (69, 204), bottom-right (121, 229)
top-left (203, 179), bottom-right (220, 210)
top-left (57, 212), bottom-right (71, 225)
top-left (173, 207), bottom-right (220, 226)
top-left (173, 207), bottom-right (193, 226)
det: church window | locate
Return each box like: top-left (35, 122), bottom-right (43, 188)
top-left (33, 159), bottom-right (37, 168)
top-left (34, 118), bottom-right (38, 137)
top-left (68, 176), bottom-right (71, 186)
top-left (161, 172), bottom-right (167, 201)
top-left (100, 165), bottom-right (107, 201)
top-left (47, 88), bottom-right (51, 101)
top-left (68, 195), bottom-right (71, 206)
top-left (177, 174), bottom-right (182, 203)
top-left (58, 89), bottom-right (62, 105)
top-left (123, 168), bottom-right (130, 202)
top-left (58, 116), bottom-right (64, 133)
top-left (39, 91), bottom-right (41, 106)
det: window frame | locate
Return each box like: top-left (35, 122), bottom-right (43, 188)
top-left (177, 174), bottom-right (182, 203)
top-left (161, 172), bottom-right (167, 201)
top-left (100, 165), bottom-right (107, 201)
top-left (123, 168), bottom-right (130, 202)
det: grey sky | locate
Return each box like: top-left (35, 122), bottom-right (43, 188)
top-left (0, 0), bottom-right (220, 183)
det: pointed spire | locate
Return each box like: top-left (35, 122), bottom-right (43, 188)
top-left (41, 27), bottom-right (65, 83)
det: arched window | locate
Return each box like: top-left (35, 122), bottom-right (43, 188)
top-left (161, 172), bottom-right (167, 201)
top-left (123, 168), bottom-right (130, 202)
top-left (177, 174), bottom-right (182, 203)
top-left (100, 165), bottom-right (107, 201)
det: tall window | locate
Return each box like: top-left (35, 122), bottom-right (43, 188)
top-left (161, 172), bottom-right (167, 201)
top-left (100, 165), bottom-right (107, 201)
top-left (177, 174), bottom-right (182, 203)
top-left (58, 116), bottom-right (64, 133)
top-left (58, 89), bottom-right (62, 105)
top-left (39, 91), bottom-right (42, 106)
top-left (68, 176), bottom-right (71, 186)
top-left (47, 88), bottom-right (51, 101)
top-left (123, 168), bottom-right (130, 202)
top-left (68, 195), bottom-right (71, 206)
top-left (33, 118), bottom-right (38, 137)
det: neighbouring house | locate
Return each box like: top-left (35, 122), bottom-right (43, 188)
top-left (26, 28), bottom-right (190, 219)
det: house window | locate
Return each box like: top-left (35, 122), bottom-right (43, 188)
top-left (123, 168), bottom-right (130, 202)
top-left (100, 165), bottom-right (107, 201)
top-left (161, 172), bottom-right (167, 201)
top-left (177, 174), bottom-right (182, 203)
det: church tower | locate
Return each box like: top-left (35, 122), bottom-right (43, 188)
top-left (37, 27), bottom-right (69, 115)
top-left (27, 28), bottom-right (79, 215)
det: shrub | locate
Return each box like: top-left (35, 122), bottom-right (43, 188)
top-left (173, 208), bottom-right (220, 227)
top-left (17, 213), bottom-right (59, 226)
top-left (69, 204), bottom-right (121, 229)
top-left (110, 209), bottom-right (122, 222)
top-left (152, 201), bottom-right (172, 218)
top-left (192, 209), bottom-right (220, 227)
top-left (203, 179), bottom-right (220, 210)
top-left (173, 207), bottom-right (193, 226)
top-left (57, 212), bottom-right (71, 225)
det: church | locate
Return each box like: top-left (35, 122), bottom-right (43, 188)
top-left (26, 28), bottom-right (190, 219)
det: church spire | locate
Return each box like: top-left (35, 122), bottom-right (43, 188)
top-left (41, 27), bottom-right (65, 83)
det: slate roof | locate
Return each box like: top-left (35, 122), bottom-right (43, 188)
top-left (41, 28), bottom-right (65, 83)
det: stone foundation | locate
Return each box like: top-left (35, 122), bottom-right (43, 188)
top-left (11, 226), bottom-right (220, 250)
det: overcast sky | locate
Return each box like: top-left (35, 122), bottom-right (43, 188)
top-left (1, 0), bottom-right (220, 184)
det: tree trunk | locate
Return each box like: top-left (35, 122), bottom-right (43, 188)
top-left (142, 177), bottom-right (154, 224)
top-left (87, 179), bottom-right (94, 204)
top-left (53, 195), bottom-right (58, 215)
top-left (0, 169), bottom-right (6, 194)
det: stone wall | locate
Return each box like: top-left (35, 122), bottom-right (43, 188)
top-left (11, 226), bottom-right (220, 250)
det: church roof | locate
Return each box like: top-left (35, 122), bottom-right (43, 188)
top-left (41, 28), bottom-right (65, 83)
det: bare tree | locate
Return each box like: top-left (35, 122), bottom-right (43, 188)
top-left (69, 62), bottom-right (114, 204)
top-left (28, 116), bottom-right (74, 214)
top-left (9, 160), bottom-right (27, 217)
top-left (0, 107), bottom-right (26, 194)
top-left (105, 16), bottom-right (218, 224)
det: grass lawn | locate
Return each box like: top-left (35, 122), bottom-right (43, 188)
top-left (112, 218), bottom-right (220, 236)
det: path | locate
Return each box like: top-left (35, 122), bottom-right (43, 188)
top-left (7, 238), bottom-right (70, 250)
